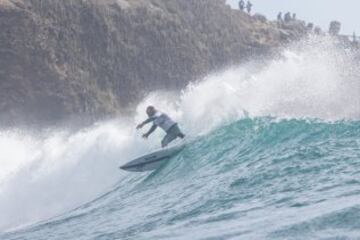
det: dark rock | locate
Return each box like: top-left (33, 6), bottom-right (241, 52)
top-left (253, 13), bottom-right (267, 23)
top-left (0, 0), bottom-right (309, 127)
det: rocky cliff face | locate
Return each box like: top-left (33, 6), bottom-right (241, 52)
top-left (0, 0), bottom-right (307, 127)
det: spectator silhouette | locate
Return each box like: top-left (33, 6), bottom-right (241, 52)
top-left (353, 32), bottom-right (357, 42)
top-left (329, 21), bottom-right (341, 35)
top-left (238, 0), bottom-right (245, 11)
top-left (246, 1), bottom-right (253, 14)
top-left (307, 23), bottom-right (314, 32)
top-left (352, 32), bottom-right (359, 48)
top-left (284, 12), bottom-right (291, 23)
top-left (314, 26), bottom-right (322, 35)
top-left (277, 12), bottom-right (282, 22)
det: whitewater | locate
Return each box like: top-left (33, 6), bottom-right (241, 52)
top-left (1, 37), bottom-right (359, 240)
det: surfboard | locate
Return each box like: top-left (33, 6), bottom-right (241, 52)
top-left (119, 144), bottom-right (185, 172)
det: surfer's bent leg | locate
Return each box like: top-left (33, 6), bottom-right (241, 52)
top-left (161, 132), bottom-right (177, 148)
top-left (173, 124), bottom-right (185, 138)
top-left (175, 124), bottom-right (185, 139)
top-left (161, 124), bottom-right (183, 147)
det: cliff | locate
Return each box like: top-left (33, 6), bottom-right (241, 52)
top-left (0, 0), bottom-right (307, 126)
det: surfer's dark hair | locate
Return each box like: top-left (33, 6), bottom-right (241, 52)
top-left (146, 106), bottom-right (156, 116)
top-left (146, 105), bottom-right (155, 111)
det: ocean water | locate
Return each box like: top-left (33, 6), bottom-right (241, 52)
top-left (0, 37), bottom-right (359, 239)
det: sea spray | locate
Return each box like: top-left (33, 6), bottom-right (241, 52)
top-left (0, 123), bottom-right (135, 231)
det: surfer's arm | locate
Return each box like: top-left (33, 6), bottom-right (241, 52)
top-left (143, 124), bottom-right (157, 138)
top-left (137, 117), bottom-right (156, 129)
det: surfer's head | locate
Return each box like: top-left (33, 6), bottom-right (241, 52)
top-left (146, 106), bottom-right (156, 117)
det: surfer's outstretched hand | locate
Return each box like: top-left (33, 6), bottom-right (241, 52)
top-left (136, 123), bottom-right (144, 130)
top-left (142, 133), bottom-right (149, 139)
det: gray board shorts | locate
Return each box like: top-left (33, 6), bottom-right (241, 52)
top-left (161, 124), bottom-right (183, 147)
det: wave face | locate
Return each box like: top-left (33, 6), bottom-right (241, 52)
top-left (1, 37), bottom-right (360, 239)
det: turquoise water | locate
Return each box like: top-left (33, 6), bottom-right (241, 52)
top-left (2, 118), bottom-right (360, 240)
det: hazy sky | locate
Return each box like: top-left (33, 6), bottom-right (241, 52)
top-left (227, 0), bottom-right (358, 35)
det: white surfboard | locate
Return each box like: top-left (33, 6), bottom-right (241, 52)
top-left (119, 144), bottom-right (185, 172)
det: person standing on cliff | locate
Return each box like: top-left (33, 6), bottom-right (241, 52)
top-left (353, 32), bottom-right (358, 43)
top-left (277, 12), bottom-right (283, 22)
top-left (136, 106), bottom-right (185, 148)
top-left (284, 12), bottom-right (291, 23)
top-left (238, 0), bottom-right (245, 11)
top-left (246, 1), bottom-right (253, 14)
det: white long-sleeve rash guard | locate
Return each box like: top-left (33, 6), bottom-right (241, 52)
top-left (149, 112), bottom-right (176, 132)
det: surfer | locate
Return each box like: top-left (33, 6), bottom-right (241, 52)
top-left (136, 106), bottom-right (185, 147)
top-left (136, 106), bottom-right (185, 148)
